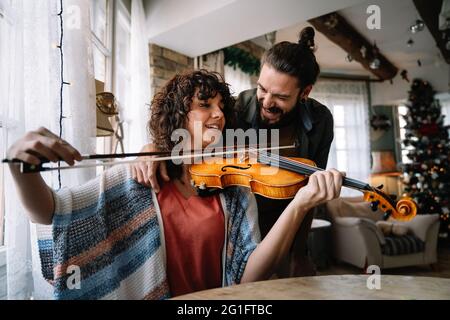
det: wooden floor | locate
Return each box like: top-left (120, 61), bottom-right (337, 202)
top-left (317, 247), bottom-right (450, 279)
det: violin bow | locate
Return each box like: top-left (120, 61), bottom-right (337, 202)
top-left (2, 144), bottom-right (296, 173)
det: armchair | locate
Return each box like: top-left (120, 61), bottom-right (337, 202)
top-left (326, 197), bottom-right (440, 269)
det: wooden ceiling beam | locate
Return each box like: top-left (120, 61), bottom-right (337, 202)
top-left (413, 0), bottom-right (450, 64)
top-left (308, 12), bottom-right (398, 81)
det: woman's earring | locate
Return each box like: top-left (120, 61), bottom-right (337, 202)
top-left (301, 98), bottom-right (306, 104)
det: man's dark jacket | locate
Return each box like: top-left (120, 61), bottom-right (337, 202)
top-left (232, 88), bottom-right (334, 276)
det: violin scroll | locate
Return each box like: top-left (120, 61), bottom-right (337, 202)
top-left (363, 190), bottom-right (417, 221)
top-left (395, 197), bottom-right (417, 221)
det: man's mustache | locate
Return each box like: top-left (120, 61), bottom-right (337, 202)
top-left (262, 106), bottom-right (283, 114)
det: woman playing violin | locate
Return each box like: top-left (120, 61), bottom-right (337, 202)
top-left (6, 69), bottom-right (344, 299)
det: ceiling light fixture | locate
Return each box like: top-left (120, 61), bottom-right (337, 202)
top-left (370, 58), bottom-right (380, 69)
top-left (369, 41), bottom-right (380, 69)
top-left (409, 19), bottom-right (425, 33)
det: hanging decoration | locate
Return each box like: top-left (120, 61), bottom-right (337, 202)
top-left (369, 41), bottom-right (381, 70)
top-left (360, 46), bottom-right (367, 58)
top-left (223, 47), bottom-right (260, 76)
top-left (401, 69), bottom-right (410, 83)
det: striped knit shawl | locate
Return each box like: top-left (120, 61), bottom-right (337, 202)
top-left (36, 165), bottom-right (260, 300)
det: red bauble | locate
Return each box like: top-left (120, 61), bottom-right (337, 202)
top-left (419, 123), bottom-right (439, 135)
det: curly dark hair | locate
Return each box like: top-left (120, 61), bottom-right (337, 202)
top-left (149, 69), bottom-right (235, 152)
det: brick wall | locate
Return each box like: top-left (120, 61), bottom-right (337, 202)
top-left (148, 40), bottom-right (265, 96)
top-left (149, 44), bottom-right (194, 96)
top-left (233, 40), bottom-right (266, 59)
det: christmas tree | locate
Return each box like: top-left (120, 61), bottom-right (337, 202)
top-left (402, 79), bottom-right (450, 244)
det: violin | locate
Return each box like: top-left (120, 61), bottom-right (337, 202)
top-left (189, 151), bottom-right (417, 221)
top-left (3, 144), bottom-right (417, 221)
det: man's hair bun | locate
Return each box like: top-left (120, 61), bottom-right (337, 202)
top-left (298, 26), bottom-right (316, 51)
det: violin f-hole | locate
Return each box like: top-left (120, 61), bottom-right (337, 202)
top-left (221, 164), bottom-right (252, 172)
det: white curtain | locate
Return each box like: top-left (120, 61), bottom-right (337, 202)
top-left (1, 0), bottom-right (95, 299)
top-left (125, 0), bottom-right (150, 152)
top-left (310, 80), bottom-right (371, 196)
top-left (224, 64), bottom-right (252, 97)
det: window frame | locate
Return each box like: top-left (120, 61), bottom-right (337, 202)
top-left (91, 0), bottom-right (132, 157)
top-left (114, 0), bottom-right (131, 95)
top-left (329, 104), bottom-right (366, 173)
top-left (91, 0), bottom-right (114, 89)
top-left (91, 0), bottom-right (116, 156)
top-left (111, 0), bottom-right (131, 154)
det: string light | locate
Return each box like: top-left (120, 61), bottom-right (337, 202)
top-left (56, 0), bottom-right (66, 189)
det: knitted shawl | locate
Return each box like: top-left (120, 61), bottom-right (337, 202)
top-left (36, 165), bottom-right (260, 299)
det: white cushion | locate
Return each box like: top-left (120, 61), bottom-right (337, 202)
top-left (376, 221), bottom-right (409, 236)
top-left (395, 214), bottom-right (440, 242)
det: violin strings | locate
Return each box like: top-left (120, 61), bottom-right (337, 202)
top-left (268, 153), bottom-right (396, 207)
top-left (257, 152), bottom-right (371, 191)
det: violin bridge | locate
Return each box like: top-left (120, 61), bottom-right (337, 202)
top-left (238, 153), bottom-right (248, 164)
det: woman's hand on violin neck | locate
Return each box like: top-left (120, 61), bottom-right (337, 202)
top-left (292, 169), bottom-right (344, 212)
top-left (7, 127), bottom-right (82, 168)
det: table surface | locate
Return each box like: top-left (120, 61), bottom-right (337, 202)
top-left (173, 275), bottom-right (450, 300)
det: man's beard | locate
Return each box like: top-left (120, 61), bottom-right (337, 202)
top-left (257, 101), bottom-right (298, 129)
